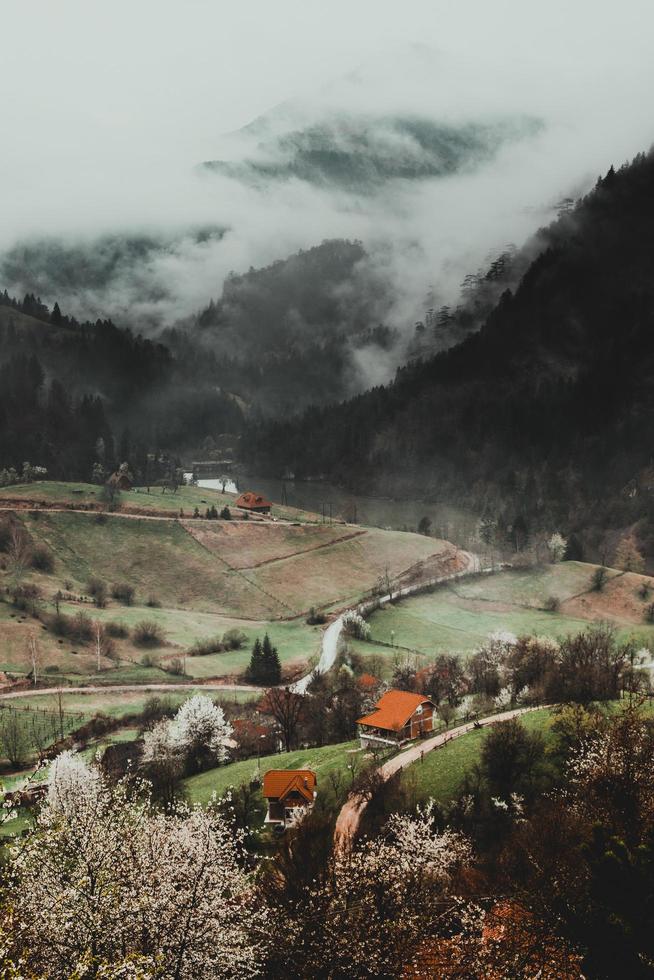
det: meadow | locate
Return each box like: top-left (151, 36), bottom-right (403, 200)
top-left (183, 739), bottom-right (362, 805)
top-left (351, 563), bottom-right (654, 671)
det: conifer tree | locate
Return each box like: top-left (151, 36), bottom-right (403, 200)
top-left (261, 633), bottom-right (281, 684)
top-left (247, 638), bottom-right (264, 683)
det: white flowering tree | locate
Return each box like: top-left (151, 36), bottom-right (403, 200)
top-left (9, 771), bottom-right (266, 979)
top-left (170, 694), bottom-right (233, 773)
top-left (141, 719), bottom-right (184, 804)
top-left (296, 802), bottom-right (474, 978)
top-left (342, 610), bottom-right (371, 641)
top-left (48, 749), bottom-right (100, 818)
top-left (547, 531), bottom-right (567, 563)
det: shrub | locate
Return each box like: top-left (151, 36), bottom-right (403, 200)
top-left (222, 628), bottom-right (247, 650)
top-left (189, 636), bottom-right (224, 656)
top-left (543, 595), bottom-right (561, 612)
top-left (591, 566), bottom-right (608, 592)
top-left (638, 581), bottom-right (652, 601)
top-left (220, 506), bottom-right (232, 520)
top-left (11, 584), bottom-right (42, 613)
top-left (71, 612), bottom-right (93, 643)
top-left (30, 544), bottom-right (54, 573)
top-left (645, 603), bottom-right (654, 624)
top-left (105, 620), bottom-right (129, 639)
top-left (50, 611), bottom-right (72, 637)
top-left (111, 582), bottom-right (135, 606)
top-left (87, 577), bottom-right (108, 608)
top-left (133, 620), bottom-right (165, 647)
top-left (166, 657), bottom-right (185, 675)
top-left (140, 653), bottom-right (156, 667)
top-left (146, 595), bottom-right (161, 608)
top-left (306, 606), bottom-right (327, 625)
top-left (44, 664), bottom-right (60, 674)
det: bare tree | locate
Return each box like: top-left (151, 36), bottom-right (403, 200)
top-left (0, 707), bottom-right (28, 767)
top-left (8, 522), bottom-right (30, 584)
top-left (260, 687), bottom-right (305, 752)
top-left (26, 633), bottom-right (41, 686)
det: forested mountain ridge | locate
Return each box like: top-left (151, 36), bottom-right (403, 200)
top-left (182, 239), bottom-right (399, 413)
top-left (0, 293), bottom-right (243, 480)
top-left (244, 149), bottom-right (654, 551)
top-left (202, 111), bottom-right (542, 192)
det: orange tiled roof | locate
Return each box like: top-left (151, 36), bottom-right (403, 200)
top-left (262, 769), bottom-right (316, 803)
top-left (236, 491), bottom-right (272, 509)
top-left (357, 689), bottom-right (433, 732)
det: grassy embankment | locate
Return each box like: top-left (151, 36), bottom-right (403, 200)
top-left (184, 739), bottom-right (361, 805)
top-left (0, 500), bottom-right (450, 684)
top-left (348, 562), bottom-right (654, 676)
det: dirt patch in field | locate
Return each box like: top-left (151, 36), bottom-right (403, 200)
top-left (561, 570), bottom-right (654, 625)
top-left (182, 521), bottom-right (363, 569)
top-left (396, 545), bottom-right (467, 588)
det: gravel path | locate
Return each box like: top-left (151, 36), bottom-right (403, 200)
top-left (334, 704), bottom-right (546, 849)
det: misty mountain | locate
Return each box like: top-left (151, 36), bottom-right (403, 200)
top-left (0, 226), bottom-right (226, 330)
top-left (244, 149), bottom-right (654, 551)
top-left (202, 109), bottom-right (542, 192)
top-left (171, 239), bottom-right (399, 413)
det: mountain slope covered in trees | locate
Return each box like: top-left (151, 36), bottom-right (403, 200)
top-left (203, 111), bottom-right (542, 192)
top-left (244, 149), bottom-right (654, 553)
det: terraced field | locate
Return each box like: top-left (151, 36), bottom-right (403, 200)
top-left (0, 485), bottom-right (456, 694)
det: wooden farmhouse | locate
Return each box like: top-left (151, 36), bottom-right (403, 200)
top-left (235, 490), bottom-right (272, 514)
top-left (357, 689), bottom-right (436, 748)
top-left (262, 769), bottom-right (317, 827)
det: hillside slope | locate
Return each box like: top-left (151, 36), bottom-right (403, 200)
top-left (245, 149), bottom-right (654, 555)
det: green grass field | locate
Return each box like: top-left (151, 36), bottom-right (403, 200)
top-left (6, 687), bottom-right (258, 721)
top-left (358, 563), bottom-right (654, 662)
top-left (184, 739), bottom-right (362, 805)
top-left (405, 708), bottom-right (556, 805)
top-left (0, 480), bottom-right (323, 523)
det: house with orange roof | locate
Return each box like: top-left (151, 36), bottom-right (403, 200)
top-left (262, 768), bottom-right (317, 827)
top-left (356, 689), bottom-right (436, 747)
top-left (235, 490), bottom-right (272, 514)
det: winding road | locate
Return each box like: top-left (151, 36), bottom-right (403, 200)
top-left (334, 704), bottom-right (547, 849)
top-left (291, 549), bottom-right (483, 694)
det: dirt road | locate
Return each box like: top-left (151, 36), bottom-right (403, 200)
top-left (334, 705), bottom-right (546, 849)
top-left (0, 682), bottom-right (262, 702)
top-left (292, 549), bottom-right (483, 694)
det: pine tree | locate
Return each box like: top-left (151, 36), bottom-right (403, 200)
top-left (261, 633), bottom-right (281, 684)
top-left (247, 638), bottom-right (264, 683)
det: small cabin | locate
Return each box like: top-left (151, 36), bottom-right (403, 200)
top-left (236, 491), bottom-right (272, 514)
top-left (262, 769), bottom-right (317, 827)
top-left (356, 689), bottom-right (436, 748)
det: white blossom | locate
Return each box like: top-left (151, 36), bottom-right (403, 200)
top-left (547, 531), bottom-right (567, 562)
top-left (342, 610), bottom-right (371, 641)
top-left (170, 694), bottom-right (233, 764)
top-left (10, 771), bottom-right (266, 979)
top-left (493, 686), bottom-right (513, 710)
top-left (47, 750), bottom-right (100, 817)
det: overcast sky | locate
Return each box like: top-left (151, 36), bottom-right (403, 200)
top-left (2, 1), bottom-right (653, 199)
top-left (1, 0), bottom-right (653, 337)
